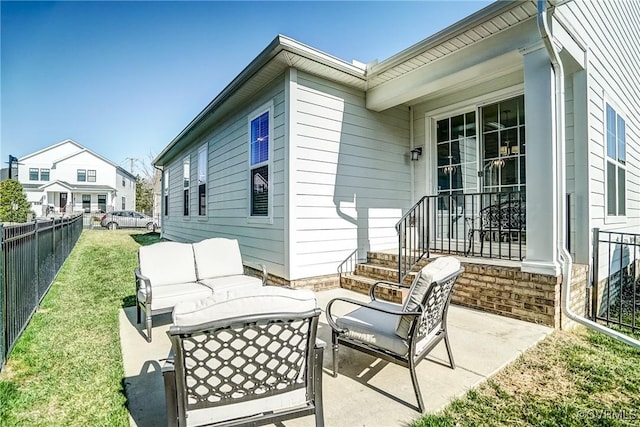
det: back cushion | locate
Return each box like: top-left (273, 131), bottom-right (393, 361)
top-left (173, 286), bottom-right (317, 327)
top-left (192, 238), bottom-right (244, 280)
top-left (395, 256), bottom-right (461, 339)
top-left (139, 241), bottom-right (197, 287)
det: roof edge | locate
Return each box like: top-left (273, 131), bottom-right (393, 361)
top-left (369, 0), bottom-right (522, 76)
top-left (154, 34), bottom-right (365, 165)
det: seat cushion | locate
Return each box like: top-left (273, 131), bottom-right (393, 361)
top-left (198, 275), bottom-right (263, 294)
top-left (336, 300), bottom-right (408, 357)
top-left (192, 237), bottom-right (244, 280)
top-left (138, 282), bottom-right (212, 311)
top-left (396, 256), bottom-right (461, 339)
top-left (185, 389), bottom-right (308, 427)
top-left (173, 286), bottom-right (317, 327)
top-left (139, 241), bottom-right (197, 286)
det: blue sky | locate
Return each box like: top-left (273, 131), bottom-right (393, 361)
top-left (1, 0), bottom-right (492, 175)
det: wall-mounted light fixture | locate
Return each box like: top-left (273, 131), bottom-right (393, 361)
top-left (410, 146), bottom-right (423, 161)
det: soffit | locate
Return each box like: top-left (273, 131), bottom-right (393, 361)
top-left (367, 1), bottom-right (538, 90)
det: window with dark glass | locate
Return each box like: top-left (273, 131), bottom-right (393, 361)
top-left (250, 111), bottom-right (269, 216)
top-left (436, 111), bottom-right (477, 196)
top-left (40, 168), bottom-right (50, 181)
top-left (77, 169), bottom-right (86, 182)
top-left (97, 194), bottom-right (107, 213)
top-left (29, 168), bottom-right (39, 180)
top-left (480, 95), bottom-right (526, 193)
top-left (606, 103), bottom-right (626, 216)
top-left (88, 170), bottom-right (96, 182)
top-left (183, 156), bottom-right (190, 216)
top-left (198, 147), bottom-right (207, 216)
top-left (164, 170), bottom-right (169, 216)
top-left (82, 194), bottom-right (91, 212)
top-left (122, 197), bottom-right (126, 210)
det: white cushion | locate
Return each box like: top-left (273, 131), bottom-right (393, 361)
top-left (337, 300), bottom-right (409, 356)
top-left (173, 286), bottom-right (317, 327)
top-left (192, 238), bottom-right (244, 280)
top-left (198, 275), bottom-right (263, 293)
top-left (139, 242), bottom-right (197, 287)
top-left (138, 282), bottom-right (212, 311)
top-left (396, 256), bottom-right (460, 339)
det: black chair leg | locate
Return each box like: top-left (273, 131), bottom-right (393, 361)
top-left (136, 304), bottom-right (141, 324)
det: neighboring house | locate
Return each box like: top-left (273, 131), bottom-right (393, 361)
top-left (16, 139), bottom-right (137, 216)
top-left (154, 1), bottom-right (639, 303)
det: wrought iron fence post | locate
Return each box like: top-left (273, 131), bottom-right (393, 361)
top-left (0, 222), bottom-right (5, 371)
top-left (34, 219), bottom-right (39, 305)
top-left (591, 227), bottom-right (600, 320)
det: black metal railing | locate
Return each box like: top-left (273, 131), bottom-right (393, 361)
top-left (337, 249), bottom-right (359, 283)
top-left (591, 228), bottom-right (639, 333)
top-left (0, 214), bottom-right (84, 371)
top-left (396, 191), bottom-right (526, 283)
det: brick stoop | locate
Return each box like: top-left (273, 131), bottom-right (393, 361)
top-left (340, 250), bottom-right (590, 329)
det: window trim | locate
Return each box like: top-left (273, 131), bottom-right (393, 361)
top-left (29, 168), bottom-right (39, 181)
top-left (604, 99), bottom-right (627, 223)
top-left (40, 168), bottom-right (50, 181)
top-left (87, 169), bottom-right (96, 182)
top-left (198, 144), bottom-right (207, 217)
top-left (183, 155), bottom-right (190, 216)
top-left (164, 169), bottom-right (169, 216)
top-left (247, 102), bottom-right (274, 224)
top-left (77, 169), bottom-right (87, 182)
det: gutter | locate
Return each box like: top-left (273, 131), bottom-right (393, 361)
top-left (537, 0), bottom-right (640, 348)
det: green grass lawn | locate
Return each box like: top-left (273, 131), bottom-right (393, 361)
top-left (0, 229), bottom-right (160, 427)
top-left (413, 327), bottom-right (640, 427)
top-left (1, 229), bottom-right (639, 426)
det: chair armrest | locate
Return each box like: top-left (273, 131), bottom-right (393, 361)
top-left (369, 280), bottom-right (409, 301)
top-left (326, 297), bottom-right (421, 333)
top-left (134, 268), bottom-right (152, 305)
top-left (243, 261), bottom-right (268, 285)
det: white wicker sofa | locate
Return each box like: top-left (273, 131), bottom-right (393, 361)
top-left (134, 237), bottom-right (267, 341)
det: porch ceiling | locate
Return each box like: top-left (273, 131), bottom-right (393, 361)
top-left (366, 1), bottom-right (538, 111)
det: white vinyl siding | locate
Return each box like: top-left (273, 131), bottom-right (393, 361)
top-left (290, 72), bottom-right (411, 279)
top-left (559, 1), bottom-right (639, 232)
top-left (160, 76), bottom-right (286, 277)
top-left (557, 0), bottom-right (640, 277)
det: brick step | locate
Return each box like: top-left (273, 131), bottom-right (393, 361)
top-left (354, 263), bottom-right (416, 286)
top-left (365, 251), bottom-right (399, 268)
top-left (340, 274), bottom-right (407, 304)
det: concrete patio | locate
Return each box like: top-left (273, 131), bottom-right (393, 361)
top-left (120, 287), bottom-right (552, 427)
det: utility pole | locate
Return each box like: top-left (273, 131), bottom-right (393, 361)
top-left (124, 157), bottom-right (138, 174)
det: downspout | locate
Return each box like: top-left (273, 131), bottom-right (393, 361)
top-left (537, 0), bottom-right (640, 348)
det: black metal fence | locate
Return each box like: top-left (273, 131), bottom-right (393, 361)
top-left (0, 214), bottom-right (84, 370)
top-left (397, 191), bottom-right (526, 282)
top-left (591, 228), bottom-right (640, 333)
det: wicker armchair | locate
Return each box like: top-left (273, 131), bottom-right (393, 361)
top-left (326, 256), bottom-right (464, 412)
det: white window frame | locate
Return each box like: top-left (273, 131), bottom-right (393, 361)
top-left (183, 155), bottom-right (190, 217)
top-left (198, 144), bottom-right (207, 217)
top-left (163, 169), bottom-right (169, 216)
top-left (247, 102), bottom-right (274, 224)
top-left (604, 98), bottom-right (627, 222)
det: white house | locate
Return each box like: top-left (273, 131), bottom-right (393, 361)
top-left (154, 0), bottom-right (639, 299)
top-left (17, 139), bottom-right (137, 216)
